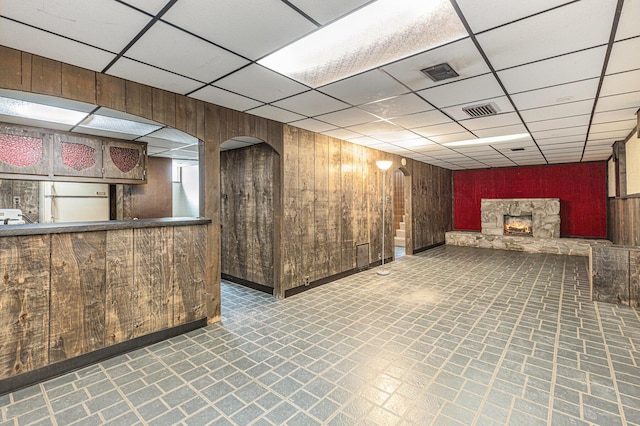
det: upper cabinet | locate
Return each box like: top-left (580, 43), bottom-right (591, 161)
top-left (0, 124), bottom-right (147, 184)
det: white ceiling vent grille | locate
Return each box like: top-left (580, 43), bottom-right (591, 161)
top-left (462, 103), bottom-right (498, 118)
top-left (421, 63), bottom-right (459, 82)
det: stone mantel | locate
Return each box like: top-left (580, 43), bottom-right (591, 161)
top-left (481, 198), bottom-right (560, 239)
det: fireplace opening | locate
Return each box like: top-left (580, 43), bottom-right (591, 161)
top-left (504, 215), bottom-right (533, 236)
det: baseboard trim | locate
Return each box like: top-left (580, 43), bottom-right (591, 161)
top-left (0, 318), bottom-right (207, 396)
top-left (221, 274), bottom-right (274, 295)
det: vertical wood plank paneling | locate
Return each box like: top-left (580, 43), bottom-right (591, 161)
top-left (366, 148), bottom-right (382, 264)
top-left (0, 180), bottom-right (11, 208)
top-left (105, 229), bottom-right (134, 346)
top-left (96, 74), bottom-right (126, 112)
top-left (31, 56), bottom-right (62, 97)
top-left (253, 144), bottom-right (275, 287)
top-left (125, 81), bottom-right (153, 120)
top-left (630, 250), bottom-right (640, 308)
top-left (220, 149), bottom-right (232, 279)
top-left (173, 225), bottom-right (207, 325)
top-left (299, 130), bottom-right (315, 284)
top-left (175, 96), bottom-right (198, 139)
top-left (314, 134), bottom-right (329, 281)
top-left (50, 232), bottom-right (106, 362)
top-left (61, 63), bottom-right (96, 104)
top-left (0, 46), bottom-right (23, 90)
top-left (152, 88), bottom-right (176, 129)
top-left (0, 235), bottom-right (49, 379)
top-left (133, 227), bottom-right (173, 336)
top-left (327, 137), bottom-right (342, 275)
top-left (353, 144), bottom-right (368, 246)
top-left (21, 53), bottom-right (33, 92)
top-left (341, 140), bottom-right (354, 271)
top-left (283, 126), bottom-right (300, 290)
top-left (241, 146), bottom-right (254, 282)
top-left (11, 180), bottom-right (39, 221)
top-left (591, 247), bottom-right (629, 305)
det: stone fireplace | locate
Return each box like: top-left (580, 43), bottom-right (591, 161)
top-left (481, 198), bottom-right (560, 239)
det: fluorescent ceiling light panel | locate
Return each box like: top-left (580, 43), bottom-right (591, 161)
top-left (443, 133), bottom-right (531, 147)
top-left (79, 115), bottom-right (162, 136)
top-left (0, 96), bottom-right (88, 125)
top-left (259, 0), bottom-right (467, 87)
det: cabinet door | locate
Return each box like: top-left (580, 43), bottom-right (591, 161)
top-left (0, 126), bottom-right (51, 176)
top-left (103, 140), bottom-right (146, 181)
top-left (53, 134), bottom-right (103, 178)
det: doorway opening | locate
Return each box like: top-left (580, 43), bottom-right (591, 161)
top-left (393, 167), bottom-right (412, 259)
top-left (220, 137), bottom-right (278, 296)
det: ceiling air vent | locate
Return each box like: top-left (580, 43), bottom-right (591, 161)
top-left (511, 148), bottom-right (525, 152)
top-left (462, 103), bottom-right (498, 118)
top-left (421, 63), bottom-right (459, 82)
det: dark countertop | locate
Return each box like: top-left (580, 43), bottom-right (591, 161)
top-left (0, 217), bottom-right (211, 236)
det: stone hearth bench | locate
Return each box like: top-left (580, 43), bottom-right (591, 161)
top-left (445, 231), bottom-right (611, 257)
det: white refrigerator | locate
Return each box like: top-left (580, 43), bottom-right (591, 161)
top-left (40, 181), bottom-right (110, 223)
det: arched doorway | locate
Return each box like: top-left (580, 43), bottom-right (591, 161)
top-left (220, 137), bottom-right (279, 296)
top-left (393, 167), bottom-right (412, 258)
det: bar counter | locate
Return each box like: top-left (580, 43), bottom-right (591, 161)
top-left (0, 217), bottom-right (211, 393)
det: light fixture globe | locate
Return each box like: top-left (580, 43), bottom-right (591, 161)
top-left (376, 160), bottom-right (393, 171)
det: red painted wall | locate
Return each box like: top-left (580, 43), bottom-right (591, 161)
top-left (453, 162), bottom-right (607, 238)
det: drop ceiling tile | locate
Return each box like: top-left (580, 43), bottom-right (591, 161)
top-left (163, 0), bottom-right (317, 60)
top-left (476, 0), bottom-right (616, 70)
top-left (213, 64), bottom-right (309, 103)
top-left (125, 21), bottom-right (249, 83)
top-left (144, 127), bottom-right (198, 144)
top-left (429, 132), bottom-right (477, 144)
top-left (346, 136), bottom-right (383, 147)
top-left (592, 108), bottom-right (639, 124)
top-left (120, 0), bottom-right (169, 15)
top-left (511, 79), bottom-right (599, 110)
top-left (442, 96), bottom-right (514, 121)
top-left (615, 0), bottom-right (640, 41)
top-left (373, 144), bottom-right (412, 154)
top-left (582, 152), bottom-right (611, 161)
top-left (381, 38), bottom-right (491, 91)
top-left (0, 89), bottom-right (95, 113)
top-left (413, 122), bottom-right (468, 138)
top-left (189, 85), bottom-right (263, 111)
top-left (586, 138), bottom-right (617, 146)
top-left (546, 153), bottom-right (582, 162)
top-left (138, 137), bottom-right (189, 150)
top-left (315, 108), bottom-right (378, 127)
top-left (536, 135), bottom-right (586, 145)
top-left (474, 124), bottom-right (529, 138)
top-left (347, 120), bottom-right (401, 135)
top-left (389, 110), bottom-right (452, 129)
top-left (107, 58), bottom-right (203, 95)
top-left (498, 46), bottom-right (606, 93)
top-left (373, 131), bottom-right (422, 143)
top-left (600, 69), bottom-right (640, 96)
top-left (539, 142), bottom-right (585, 151)
top-left (289, 118), bottom-right (337, 133)
top-left (459, 112), bottom-right (522, 131)
top-left (520, 100), bottom-right (595, 122)
top-left (322, 129), bottom-right (362, 140)
top-left (527, 115), bottom-right (591, 132)
top-left (595, 91), bottom-right (640, 113)
top-left (0, 0), bottom-right (151, 52)
top-left (418, 74), bottom-right (504, 109)
top-left (318, 70), bottom-right (409, 106)
top-left (589, 119), bottom-right (636, 134)
top-left (390, 138), bottom-right (434, 149)
top-left (0, 18), bottom-right (116, 72)
top-left (286, 0), bottom-right (371, 25)
top-left (606, 37), bottom-right (640, 75)
top-left (359, 93), bottom-right (433, 118)
top-left (0, 115), bottom-right (74, 132)
top-left (72, 127), bottom-right (139, 140)
top-left (451, 146), bottom-right (498, 155)
top-left (92, 107), bottom-right (162, 125)
top-left (246, 105), bottom-right (306, 123)
top-left (273, 91), bottom-right (349, 117)
top-left (412, 144), bottom-right (452, 153)
top-left (456, 0), bottom-right (571, 33)
top-left (532, 126), bottom-right (588, 140)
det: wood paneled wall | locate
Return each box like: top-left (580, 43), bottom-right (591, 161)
top-left (0, 224), bottom-right (206, 379)
top-left (0, 45), bottom-right (284, 316)
top-left (0, 179), bottom-right (39, 221)
top-left (393, 170), bottom-right (405, 236)
top-left (126, 156), bottom-right (173, 219)
top-left (608, 197), bottom-right (640, 246)
top-left (282, 125), bottom-right (453, 292)
top-left (221, 143), bottom-right (276, 288)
